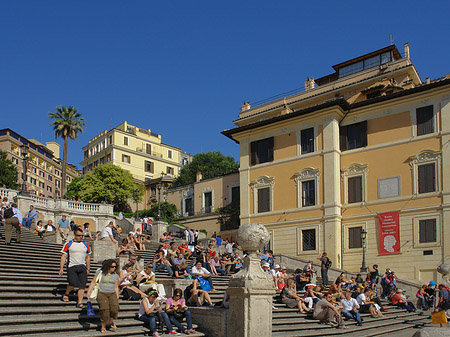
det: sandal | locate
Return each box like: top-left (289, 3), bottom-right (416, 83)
top-left (61, 295), bottom-right (69, 302)
top-left (77, 303), bottom-right (87, 309)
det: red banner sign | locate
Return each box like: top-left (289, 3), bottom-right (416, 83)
top-left (378, 211), bottom-right (400, 255)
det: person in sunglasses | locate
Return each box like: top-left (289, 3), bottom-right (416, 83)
top-left (87, 259), bottom-right (120, 333)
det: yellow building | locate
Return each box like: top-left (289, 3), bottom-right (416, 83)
top-left (81, 121), bottom-right (188, 181)
top-left (166, 172), bottom-right (240, 236)
top-left (223, 44), bottom-right (450, 282)
top-left (0, 129), bottom-right (80, 198)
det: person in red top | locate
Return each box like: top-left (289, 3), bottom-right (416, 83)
top-left (391, 289), bottom-right (416, 312)
top-left (178, 242), bottom-right (192, 259)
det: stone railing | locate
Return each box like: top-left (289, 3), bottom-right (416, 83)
top-left (0, 188), bottom-right (18, 201)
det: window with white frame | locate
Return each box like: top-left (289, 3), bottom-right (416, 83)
top-left (294, 168), bottom-right (319, 208)
top-left (203, 190), bottom-right (213, 214)
top-left (250, 176), bottom-right (274, 214)
top-left (409, 150), bottom-right (440, 195)
top-left (342, 163), bottom-right (368, 204)
top-left (413, 213), bottom-right (441, 248)
top-left (168, 149), bottom-right (173, 159)
top-left (300, 127), bottom-right (315, 154)
top-left (296, 226), bottom-right (319, 254)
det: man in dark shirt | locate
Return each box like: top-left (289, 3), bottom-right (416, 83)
top-left (318, 252), bottom-right (330, 286)
top-left (438, 284), bottom-right (450, 310)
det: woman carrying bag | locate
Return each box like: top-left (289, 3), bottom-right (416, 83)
top-left (165, 288), bottom-right (196, 335)
top-left (87, 259), bottom-right (120, 333)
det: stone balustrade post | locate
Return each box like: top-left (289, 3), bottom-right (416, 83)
top-left (227, 223), bottom-right (275, 337)
top-left (152, 220), bottom-right (168, 242)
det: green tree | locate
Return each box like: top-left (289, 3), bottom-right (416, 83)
top-left (0, 151), bottom-right (20, 189)
top-left (172, 152), bottom-right (239, 187)
top-left (49, 106), bottom-right (86, 196)
top-left (66, 164), bottom-right (142, 212)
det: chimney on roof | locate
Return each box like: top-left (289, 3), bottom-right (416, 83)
top-left (241, 102), bottom-right (251, 111)
top-left (426, 77), bottom-right (431, 84)
top-left (404, 43), bottom-right (410, 60)
top-left (305, 77), bottom-right (315, 91)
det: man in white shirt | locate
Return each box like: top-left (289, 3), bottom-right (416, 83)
top-left (356, 289), bottom-right (382, 317)
top-left (191, 261), bottom-right (215, 291)
top-left (99, 222), bottom-right (117, 243)
top-left (4, 203), bottom-right (22, 245)
top-left (340, 291), bottom-right (362, 325)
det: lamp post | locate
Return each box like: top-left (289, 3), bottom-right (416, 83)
top-left (360, 229), bottom-right (368, 273)
top-left (104, 185), bottom-right (108, 203)
top-left (156, 181), bottom-right (162, 221)
top-left (20, 143), bottom-right (30, 196)
top-left (133, 188), bottom-right (139, 222)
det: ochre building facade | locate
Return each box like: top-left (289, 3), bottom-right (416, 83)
top-left (223, 44), bottom-right (450, 282)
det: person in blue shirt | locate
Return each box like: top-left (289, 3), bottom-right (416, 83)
top-left (56, 215), bottom-right (70, 240)
top-left (215, 235), bottom-right (223, 247)
top-left (22, 205), bottom-right (38, 229)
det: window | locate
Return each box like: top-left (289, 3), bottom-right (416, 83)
top-left (48, 175), bottom-right (52, 181)
top-left (31, 167), bottom-right (37, 174)
top-left (250, 137), bottom-right (274, 165)
top-left (39, 171), bottom-right (45, 178)
top-left (47, 186), bottom-right (52, 192)
top-left (340, 121), bottom-right (367, 151)
top-left (55, 170), bottom-right (60, 176)
top-left (100, 157), bottom-right (105, 165)
top-left (302, 229), bottom-right (316, 251)
top-left (338, 51), bottom-right (391, 78)
top-left (184, 198), bottom-right (194, 216)
top-left (123, 136), bottom-right (128, 146)
top-left (419, 219), bottom-right (437, 243)
top-left (146, 144), bottom-right (151, 154)
top-left (418, 163), bottom-right (436, 194)
top-left (257, 187), bottom-right (271, 213)
top-left (145, 161), bottom-right (154, 173)
top-left (349, 227), bottom-right (363, 249)
top-left (231, 186), bottom-right (240, 204)
top-left (30, 177), bottom-right (37, 185)
top-left (348, 176), bottom-right (363, 203)
top-left (416, 105), bottom-right (434, 136)
top-left (301, 128), bottom-right (314, 154)
top-left (56, 180), bottom-right (60, 188)
top-left (39, 181), bottom-right (45, 188)
top-left (122, 154), bottom-right (130, 163)
top-left (302, 180), bottom-right (315, 207)
top-left (12, 157), bottom-right (18, 165)
top-left (204, 192), bottom-right (212, 213)
top-left (167, 166), bottom-right (174, 175)
top-left (106, 154), bottom-right (111, 162)
top-left (168, 150), bottom-right (172, 159)
top-left (109, 135), bottom-right (113, 144)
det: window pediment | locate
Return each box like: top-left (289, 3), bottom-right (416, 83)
top-left (294, 168), bottom-right (320, 182)
top-left (250, 176), bottom-right (274, 190)
top-left (341, 163), bottom-right (368, 177)
top-left (409, 150), bottom-right (441, 167)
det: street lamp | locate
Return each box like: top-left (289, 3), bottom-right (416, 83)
top-left (20, 143), bottom-right (30, 196)
top-left (104, 185), bottom-right (108, 203)
top-left (133, 188), bottom-right (140, 222)
top-left (156, 181), bottom-right (162, 221)
top-left (360, 228), bottom-right (368, 273)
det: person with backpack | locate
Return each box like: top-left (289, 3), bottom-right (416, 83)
top-left (318, 252), bottom-right (331, 286)
top-left (4, 203), bottom-right (22, 245)
top-left (59, 227), bottom-right (91, 308)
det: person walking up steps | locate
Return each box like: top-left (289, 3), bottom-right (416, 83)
top-left (59, 227), bottom-right (91, 308)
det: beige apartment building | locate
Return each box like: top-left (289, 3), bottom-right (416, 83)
top-left (166, 172), bottom-right (240, 236)
top-left (223, 44), bottom-right (450, 282)
top-left (0, 129), bottom-right (80, 198)
top-left (80, 121), bottom-right (191, 208)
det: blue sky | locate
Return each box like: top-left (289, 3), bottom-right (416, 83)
top-left (1, 1), bottom-right (449, 168)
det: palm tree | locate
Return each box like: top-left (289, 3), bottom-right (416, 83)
top-left (49, 106), bottom-right (86, 197)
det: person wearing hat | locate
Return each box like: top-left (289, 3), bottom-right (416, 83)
top-left (261, 262), bottom-right (271, 274)
top-left (270, 265), bottom-right (281, 289)
top-left (391, 289), bottom-right (416, 312)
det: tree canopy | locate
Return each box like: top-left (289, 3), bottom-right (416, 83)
top-left (49, 106), bottom-right (86, 196)
top-left (0, 151), bottom-right (20, 190)
top-left (66, 164), bottom-right (142, 211)
top-left (172, 151), bottom-right (239, 188)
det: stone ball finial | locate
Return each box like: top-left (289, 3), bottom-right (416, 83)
top-left (235, 223), bottom-right (270, 252)
top-left (438, 264), bottom-right (450, 276)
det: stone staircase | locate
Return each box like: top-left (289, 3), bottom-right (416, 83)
top-left (0, 228), bottom-right (431, 336)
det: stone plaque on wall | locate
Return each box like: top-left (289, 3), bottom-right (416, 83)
top-left (378, 176), bottom-right (400, 199)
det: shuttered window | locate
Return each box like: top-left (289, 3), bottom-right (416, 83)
top-left (302, 229), bottom-right (316, 251)
top-left (250, 137), bottom-right (274, 165)
top-left (123, 136), bottom-right (129, 146)
top-left (340, 121), bottom-right (367, 151)
top-left (416, 106), bottom-right (434, 136)
top-left (145, 161), bottom-right (154, 173)
top-left (348, 176), bottom-right (363, 203)
top-left (418, 163), bottom-right (436, 194)
top-left (301, 128), bottom-right (314, 154)
top-left (257, 187), bottom-right (271, 213)
top-left (349, 227), bottom-right (363, 249)
top-left (419, 219), bottom-right (437, 243)
top-left (146, 144), bottom-right (152, 154)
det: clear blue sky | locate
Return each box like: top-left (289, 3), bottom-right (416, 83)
top-left (1, 1), bottom-right (449, 168)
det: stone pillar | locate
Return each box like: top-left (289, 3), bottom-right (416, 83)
top-left (227, 223), bottom-right (275, 337)
top-left (91, 240), bottom-right (118, 262)
top-left (152, 220), bottom-right (168, 242)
